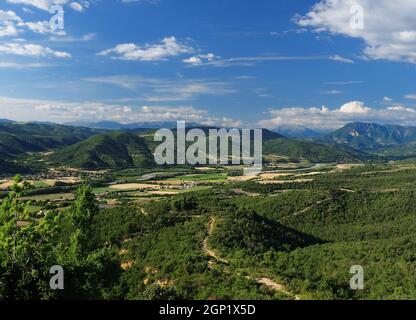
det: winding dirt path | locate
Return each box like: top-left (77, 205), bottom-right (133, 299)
top-left (202, 216), bottom-right (300, 299)
top-left (254, 277), bottom-right (300, 300)
top-left (202, 217), bottom-right (229, 264)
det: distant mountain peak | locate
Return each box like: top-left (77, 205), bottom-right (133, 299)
top-left (272, 125), bottom-right (325, 138)
top-left (65, 120), bottom-right (202, 130)
top-left (325, 122), bottom-right (416, 152)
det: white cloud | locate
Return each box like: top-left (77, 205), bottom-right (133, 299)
top-left (259, 101), bottom-right (416, 130)
top-left (196, 55), bottom-right (324, 68)
top-left (69, 2), bottom-right (84, 12)
top-left (7, 0), bottom-right (69, 11)
top-left (325, 80), bottom-right (363, 85)
top-left (405, 94), bottom-right (416, 100)
top-left (329, 54), bottom-right (354, 64)
top-left (297, 0), bottom-right (416, 64)
top-left (0, 10), bottom-right (23, 37)
top-left (0, 95), bottom-right (241, 127)
top-left (24, 20), bottom-right (65, 35)
top-left (0, 21), bottom-right (20, 37)
top-left (24, 21), bottom-right (50, 34)
top-left (0, 42), bottom-right (71, 58)
top-left (49, 33), bottom-right (95, 42)
top-left (321, 89), bottom-right (342, 95)
top-left (84, 75), bottom-right (234, 101)
top-left (98, 37), bottom-right (194, 61)
top-left (339, 101), bottom-right (370, 114)
top-left (7, 0), bottom-right (88, 12)
top-left (0, 61), bottom-right (49, 68)
top-left (183, 53), bottom-right (219, 66)
top-left (0, 9), bottom-right (65, 36)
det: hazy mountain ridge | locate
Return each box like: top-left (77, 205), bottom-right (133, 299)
top-left (65, 120), bottom-right (202, 130)
top-left (272, 125), bottom-right (325, 138)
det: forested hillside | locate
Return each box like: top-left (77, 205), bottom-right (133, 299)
top-left (47, 132), bottom-right (155, 169)
top-left (0, 122), bottom-right (105, 158)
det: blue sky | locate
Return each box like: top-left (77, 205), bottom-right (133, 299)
top-left (1, 0), bottom-right (416, 129)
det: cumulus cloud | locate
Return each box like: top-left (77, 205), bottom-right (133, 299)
top-left (0, 10), bottom-right (23, 37)
top-left (183, 53), bottom-right (220, 66)
top-left (0, 95), bottom-right (241, 127)
top-left (0, 42), bottom-right (71, 58)
top-left (24, 20), bottom-right (66, 35)
top-left (0, 9), bottom-right (66, 36)
top-left (6, 0), bottom-right (88, 12)
top-left (297, 0), bottom-right (416, 64)
top-left (339, 101), bottom-right (371, 114)
top-left (259, 101), bottom-right (416, 130)
top-left (98, 37), bottom-right (194, 61)
top-left (7, 0), bottom-right (68, 11)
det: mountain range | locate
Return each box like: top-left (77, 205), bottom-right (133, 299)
top-left (272, 125), bottom-right (325, 138)
top-left (45, 127), bottom-right (370, 170)
top-left (324, 122), bottom-right (416, 156)
top-left (0, 122), bottom-right (105, 158)
top-left (3, 120), bottom-right (416, 173)
top-left (70, 121), bottom-right (328, 139)
top-left (65, 120), bottom-right (201, 130)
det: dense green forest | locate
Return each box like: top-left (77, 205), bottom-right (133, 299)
top-left (2, 162), bottom-right (416, 300)
top-left (47, 132), bottom-right (155, 170)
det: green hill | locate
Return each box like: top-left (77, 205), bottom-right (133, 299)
top-left (33, 126), bottom-right (373, 170)
top-left (263, 135), bottom-right (371, 163)
top-left (377, 141), bottom-right (416, 158)
top-left (0, 122), bottom-right (105, 158)
top-left (47, 132), bottom-right (155, 169)
top-left (140, 127), bottom-right (367, 164)
top-left (211, 208), bottom-right (322, 254)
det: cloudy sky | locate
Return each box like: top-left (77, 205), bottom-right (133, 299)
top-left (1, 0), bottom-right (416, 129)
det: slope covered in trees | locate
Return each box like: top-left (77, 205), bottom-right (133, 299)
top-left (2, 163), bottom-right (416, 300)
top-left (0, 122), bottom-right (105, 158)
top-left (47, 132), bottom-right (155, 169)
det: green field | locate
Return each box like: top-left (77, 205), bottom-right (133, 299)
top-left (167, 173), bottom-right (228, 182)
